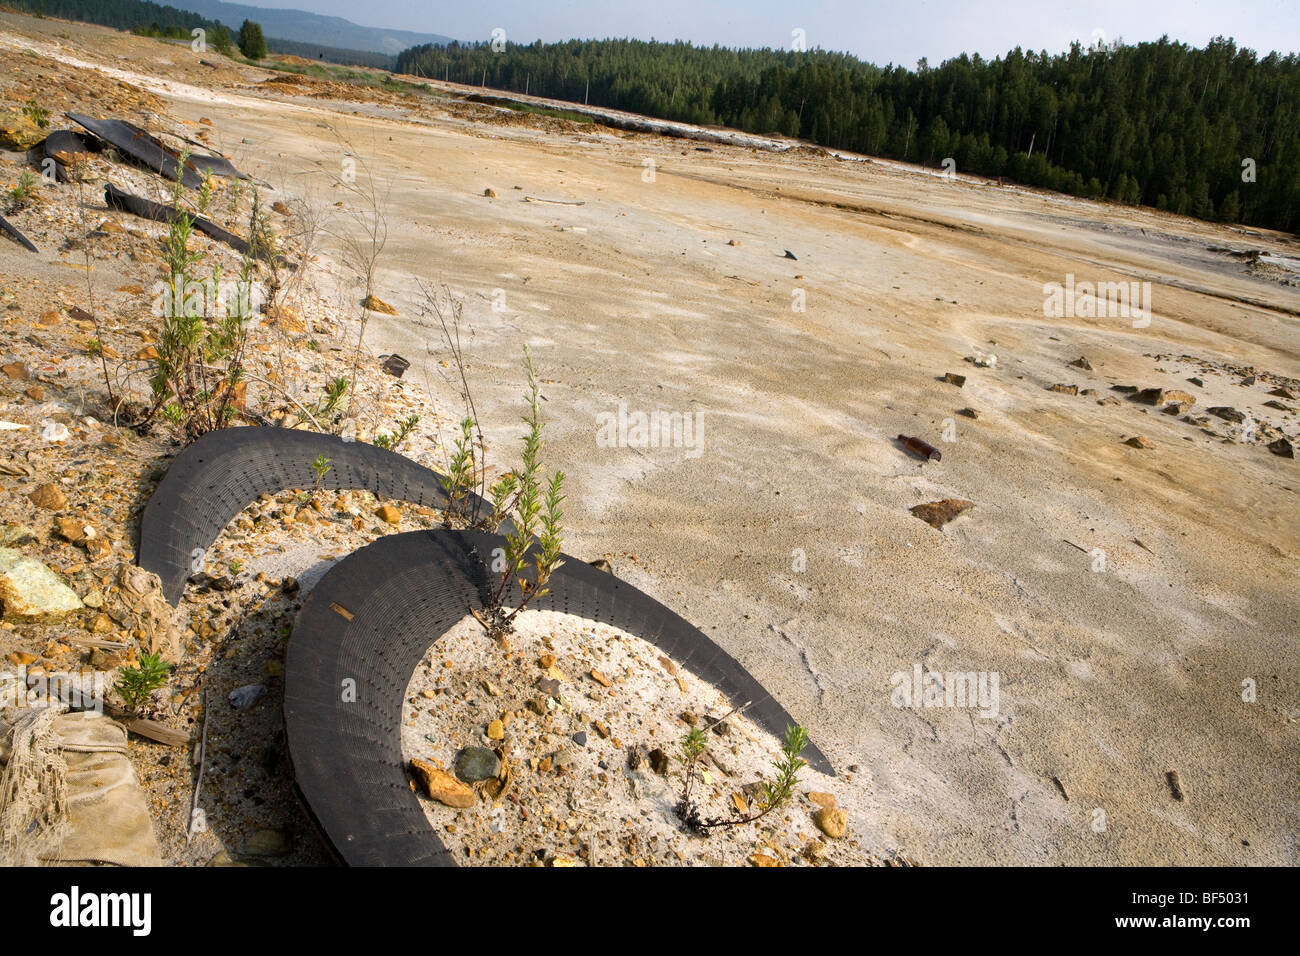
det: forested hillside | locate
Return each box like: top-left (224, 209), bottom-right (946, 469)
top-left (399, 37), bottom-right (1300, 232)
top-left (5, 0), bottom-right (394, 67)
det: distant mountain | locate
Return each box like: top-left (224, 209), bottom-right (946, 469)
top-left (170, 1), bottom-right (454, 55)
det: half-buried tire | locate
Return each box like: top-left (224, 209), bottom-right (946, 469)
top-left (284, 529), bottom-right (834, 866)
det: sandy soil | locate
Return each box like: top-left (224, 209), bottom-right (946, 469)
top-left (2, 11), bottom-right (1297, 866)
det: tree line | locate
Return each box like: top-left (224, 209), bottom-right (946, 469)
top-left (397, 36), bottom-right (1300, 232)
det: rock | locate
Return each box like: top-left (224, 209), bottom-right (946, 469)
top-left (271, 200), bottom-right (290, 215)
top-left (0, 109), bottom-right (44, 150)
top-left (1268, 386), bottom-right (1297, 399)
top-left (1068, 356), bottom-right (1092, 370)
top-left (0, 549), bottom-right (83, 621)
top-left (1263, 400), bottom-right (1292, 411)
top-left (572, 731), bottom-right (587, 746)
top-left (1166, 769), bottom-right (1186, 801)
top-left (1187, 377), bottom-right (1204, 387)
top-left (1135, 387), bottom-right (1195, 407)
top-left (483, 188), bottom-right (496, 198)
top-left (727, 238), bottom-right (740, 246)
top-left (801, 840), bottom-right (828, 862)
top-left (908, 498), bottom-right (974, 530)
top-left (589, 668), bottom-right (611, 687)
top-left (1208, 406), bottom-right (1246, 423)
top-left (376, 504), bottom-right (401, 525)
top-left (1267, 437), bottom-right (1294, 458)
top-left (2, 362), bottom-right (29, 380)
top-left (748, 852), bottom-right (781, 867)
top-left (626, 746), bottom-right (646, 771)
top-left (588, 557), bottom-right (614, 574)
top-left (943, 372), bottom-right (966, 387)
top-left (1123, 435), bottom-right (1154, 449)
top-left (229, 684), bottom-right (266, 710)
top-left (28, 483), bottom-right (66, 510)
top-left (593, 720), bottom-right (609, 738)
top-left (7, 651), bottom-right (37, 666)
top-left (361, 294), bottom-right (398, 315)
top-left (453, 746), bottom-right (501, 782)
top-left (957, 407), bottom-right (979, 419)
top-left (54, 516), bottom-right (91, 543)
top-left (813, 806), bottom-right (848, 839)
top-left (648, 747), bottom-right (670, 774)
top-left (25, 386), bottom-right (43, 401)
top-left (807, 791), bottom-right (837, 810)
top-left (486, 719), bottom-right (504, 740)
top-left (1048, 383), bottom-right (1078, 395)
top-left (40, 421), bottom-right (70, 443)
top-left (410, 758), bottom-right (475, 808)
top-left (242, 828), bottom-right (292, 857)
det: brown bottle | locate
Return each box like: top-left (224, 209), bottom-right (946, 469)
top-left (898, 434), bottom-right (942, 462)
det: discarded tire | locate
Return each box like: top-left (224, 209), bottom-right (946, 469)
top-left (138, 427), bottom-right (479, 603)
top-left (285, 529), bottom-right (834, 866)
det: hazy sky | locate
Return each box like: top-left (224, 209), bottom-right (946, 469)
top-left (228, 0), bottom-right (1300, 63)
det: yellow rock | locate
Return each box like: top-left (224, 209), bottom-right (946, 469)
top-left (376, 504), bottom-right (401, 525)
top-left (409, 758), bottom-right (475, 808)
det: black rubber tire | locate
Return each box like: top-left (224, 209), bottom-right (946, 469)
top-left (284, 529), bottom-right (834, 866)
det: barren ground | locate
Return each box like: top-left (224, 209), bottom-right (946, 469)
top-left (1, 11), bottom-right (1297, 865)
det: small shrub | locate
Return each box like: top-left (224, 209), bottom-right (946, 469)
top-left (114, 652), bottom-right (172, 712)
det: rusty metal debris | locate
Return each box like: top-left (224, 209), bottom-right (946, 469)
top-left (42, 129), bottom-right (95, 183)
top-left (381, 354), bottom-right (410, 377)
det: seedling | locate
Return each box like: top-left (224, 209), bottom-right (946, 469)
top-left (676, 721), bottom-right (809, 834)
top-left (114, 652), bottom-right (172, 713)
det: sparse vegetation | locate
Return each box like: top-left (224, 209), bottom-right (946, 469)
top-left (114, 652), bottom-right (172, 713)
top-left (676, 722), bottom-right (809, 834)
top-left (21, 98), bottom-right (49, 130)
top-left (6, 172), bottom-right (39, 211)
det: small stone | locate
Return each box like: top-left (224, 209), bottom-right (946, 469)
top-left (453, 746), bottom-right (501, 782)
top-left (483, 188), bottom-right (496, 198)
top-left (909, 498), bottom-right (974, 530)
top-left (55, 517), bottom-right (90, 543)
top-left (362, 295), bottom-right (398, 315)
top-left (6, 651), bottom-right (37, 666)
top-left (2, 362), bottom-right (29, 381)
top-left (1208, 406), bottom-right (1245, 423)
top-left (1048, 383), bottom-right (1078, 395)
top-left (24, 385), bottom-right (44, 401)
top-left (813, 806), bottom-right (848, 839)
top-left (593, 720), bottom-right (609, 738)
top-left (1166, 769), bottom-right (1186, 801)
top-left (1068, 356), bottom-right (1092, 370)
top-left (807, 791), bottom-right (837, 810)
top-left (1267, 437), bottom-right (1294, 458)
top-left (376, 504), bottom-right (401, 524)
top-left (957, 407), bottom-right (979, 419)
top-left (648, 747), bottom-right (670, 774)
top-left (572, 731), bottom-right (587, 746)
top-left (589, 668), bottom-right (611, 687)
top-left (944, 372), bottom-right (966, 387)
top-left (28, 483), bottom-right (66, 510)
top-left (486, 719), bottom-right (504, 740)
top-left (748, 852), bottom-right (781, 867)
top-left (229, 684), bottom-right (267, 710)
top-left (410, 757), bottom-right (475, 807)
top-left (1123, 435), bottom-right (1154, 449)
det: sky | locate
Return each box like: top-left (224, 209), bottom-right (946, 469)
top-left (226, 0), bottom-right (1300, 64)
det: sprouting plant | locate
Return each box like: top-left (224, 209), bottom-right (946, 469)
top-left (86, 337), bottom-right (103, 356)
top-left (114, 652), bottom-right (172, 712)
top-left (197, 167), bottom-right (214, 214)
top-left (7, 171), bottom-right (38, 209)
top-left (229, 559), bottom-right (243, 573)
top-left (676, 719), bottom-right (809, 835)
top-left (372, 414), bottom-right (418, 451)
top-left (440, 417), bottom-right (476, 519)
top-left (311, 454), bottom-right (332, 490)
top-left (473, 346), bottom-right (566, 636)
top-left (21, 99), bottom-right (49, 129)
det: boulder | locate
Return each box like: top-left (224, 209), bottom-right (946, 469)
top-left (0, 548), bottom-right (83, 621)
